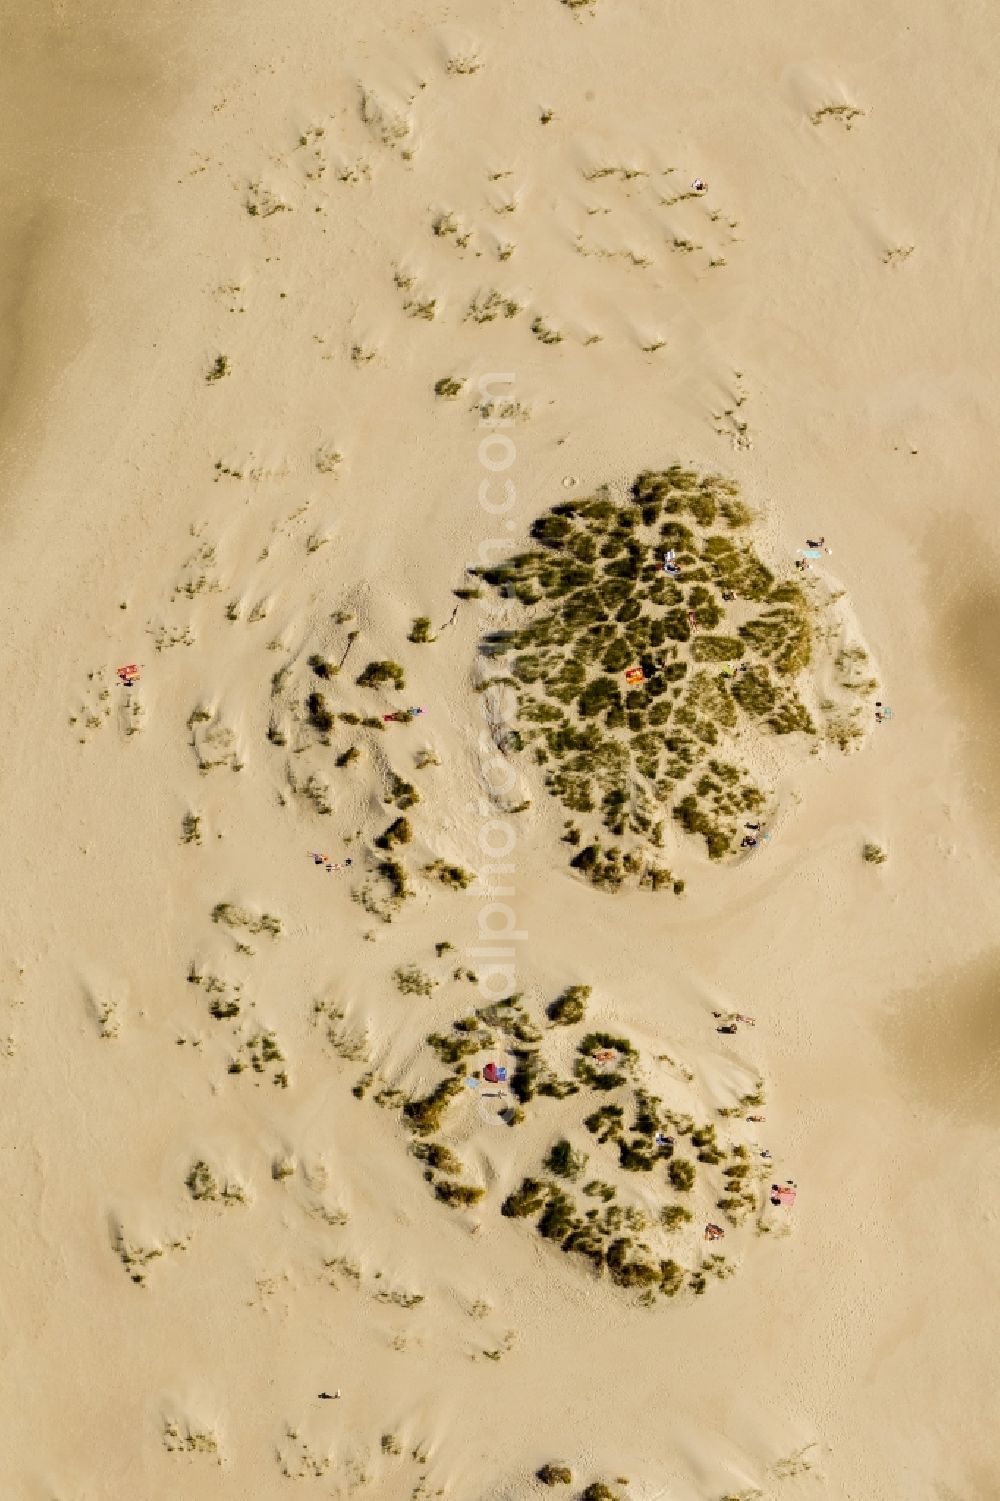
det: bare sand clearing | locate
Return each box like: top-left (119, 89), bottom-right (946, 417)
top-left (1, 1), bottom-right (999, 1497)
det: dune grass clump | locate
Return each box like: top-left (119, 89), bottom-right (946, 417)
top-left (112, 1226), bottom-right (165, 1286)
top-left (667, 1157), bottom-right (696, 1192)
top-left (424, 860), bottom-right (474, 889)
top-left (246, 180), bottom-right (288, 217)
top-left (530, 314), bottom-right (564, 344)
top-left (569, 844), bottom-right (647, 890)
top-left (181, 812), bottom-right (202, 845)
top-left (501, 1176), bottom-right (549, 1218)
top-left (315, 444), bottom-right (343, 475)
top-left (547, 984), bottom-right (590, 1025)
top-left (186, 1160), bottom-right (218, 1200)
top-left (208, 993), bottom-right (240, 1019)
top-left (434, 1179), bottom-right (485, 1208)
top-left (374, 982), bottom-right (760, 1300)
top-left (387, 772), bottom-right (420, 809)
top-left (811, 102), bottom-right (864, 129)
top-left (357, 660), bottom-right (406, 690)
top-left (863, 841), bottom-right (887, 864)
top-left (376, 816), bottom-right (412, 850)
top-left (394, 964), bottom-right (435, 997)
top-left (186, 1160), bottom-right (247, 1205)
top-left (545, 1138), bottom-right (589, 1181)
top-left (433, 377), bottom-right (464, 399)
top-left (228, 1028), bottom-right (286, 1083)
top-left (306, 691), bottom-right (335, 733)
top-left (211, 903), bottom-right (282, 937)
top-left (403, 1075), bottom-right (464, 1135)
top-left (660, 1203), bottom-right (693, 1230)
top-left (360, 87), bottom-right (412, 147)
top-left (538, 1463), bottom-right (574, 1485)
top-left (162, 1419), bottom-right (221, 1460)
top-left (378, 858), bottom-right (410, 903)
top-left (574, 1032), bottom-right (637, 1090)
top-left (467, 288), bottom-right (522, 323)
top-left (408, 616), bottom-right (435, 642)
top-left (469, 464), bottom-right (860, 883)
top-left (308, 653), bottom-right (337, 679)
top-left (205, 354), bottom-right (230, 382)
top-left (413, 1140), bottom-right (464, 1175)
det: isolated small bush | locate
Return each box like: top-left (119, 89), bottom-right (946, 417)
top-left (547, 985), bottom-right (590, 1025)
top-left (537, 1462), bottom-right (573, 1485)
top-left (186, 1160), bottom-right (219, 1201)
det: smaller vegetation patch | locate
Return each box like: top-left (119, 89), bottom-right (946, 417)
top-left (424, 860), bottom-right (474, 889)
top-left (376, 817), bottom-right (412, 850)
top-left (538, 1463), bottom-right (573, 1485)
top-left (357, 660), bottom-right (406, 690)
top-left (394, 964), bottom-right (436, 997)
top-left (205, 354), bottom-right (231, 382)
top-left (547, 984), bottom-right (590, 1025)
top-left (472, 464), bottom-right (870, 887)
top-left (211, 903), bottom-right (282, 937)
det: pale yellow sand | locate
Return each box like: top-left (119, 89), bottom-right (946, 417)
top-left (1, 1), bottom-right (999, 1498)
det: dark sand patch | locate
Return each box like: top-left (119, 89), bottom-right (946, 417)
top-left (881, 948), bottom-right (1000, 1125)
top-left (924, 532), bottom-right (1000, 853)
top-left (0, 0), bottom-right (196, 502)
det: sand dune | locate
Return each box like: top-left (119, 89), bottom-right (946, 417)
top-left (1, 1), bottom-right (999, 1498)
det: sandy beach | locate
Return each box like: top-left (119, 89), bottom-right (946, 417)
top-left (1, 1), bottom-right (998, 1497)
